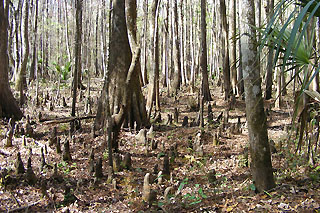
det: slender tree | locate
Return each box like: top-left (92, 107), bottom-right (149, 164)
top-left (220, 0), bottom-right (231, 100)
top-left (95, 8), bottom-right (99, 77)
top-left (171, 0), bottom-right (181, 93)
top-left (237, 0), bottom-right (244, 98)
top-left (229, 0), bottom-right (237, 95)
top-left (71, 0), bottom-right (82, 120)
top-left (0, 0), bottom-right (23, 119)
top-left (146, 0), bottom-right (160, 117)
top-left (15, 0), bottom-right (29, 93)
top-left (240, 0), bottom-right (276, 192)
top-left (142, 0), bottom-right (149, 85)
top-left (29, 0), bottom-right (38, 82)
top-left (200, 0), bottom-right (212, 101)
top-left (265, 0), bottom-right (274, 100)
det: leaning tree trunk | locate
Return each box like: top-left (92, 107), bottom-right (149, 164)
top-left (95, 0), bottom-right (147, 148)
top-left (0, 0), bottom-right (23, 120)
top-left (200, 0), bottom-right (212, 101)
top-left (240, 0), bottom-right (275, 192)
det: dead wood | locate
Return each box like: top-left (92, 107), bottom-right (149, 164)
top-left (41, 115), bottom-right (96, 125)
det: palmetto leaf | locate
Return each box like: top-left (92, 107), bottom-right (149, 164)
top-left (304, 89), bottom-right (320, 102)
top-left (260, 0), bottom-right (319, 71)
top-left (260, 0), bottom-right (320, 151)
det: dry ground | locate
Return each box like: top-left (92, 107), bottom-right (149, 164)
top-left (0, 78), bottom-right (319, 212)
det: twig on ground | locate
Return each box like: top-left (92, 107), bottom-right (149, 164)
top-left (10, 191), bottom-right (20, 207)
top-left (8, 200), bottom-right (42, 213)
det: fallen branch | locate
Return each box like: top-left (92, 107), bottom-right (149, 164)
top-left (41, 115), bottom-right (96, 125)
top-left (8, 200), bottom-right (42, 213)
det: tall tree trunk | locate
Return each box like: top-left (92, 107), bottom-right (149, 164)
top-left (240, 0), bottom-right (275, 192)
top-left (237, 0), bottom-right (244, 98)
top-left (220, 0), bottom-right (231, 100)
top-left (0, 0), bottom-right (23, 120)
top-left (179, 2), bottom-right (186, 86)
top-left (142, 0), bottom-right (149, 85)
top-left (125, 0), bottom-right (149, 128)
top-left (29, 0), bottom-right (38, 83)
top-left (13, 0), bottom-right (22, 82)
top-left (161, 1), bottom-right (169, 88)
top-left (15, 0), bottom-right (29, 92)
top-left (265, 0), bottom-right (274, 100)
top-left (43, 0), bottom-right (49, 78)
top-left (146, 0), bottom-right (160, 117)
top-left (71, 0), bottom-right (82, 118)
top-left (76, 0), bottom-right (84, 91)
top-left (189, 0), bottom-right (195, 90)
top-left (95, 9), bottom-right (99, 77)
top-left (171, 0), bottom-right (181, 93)
top-left (95, 0), bottom-right (148, 146)
top-left (200, 0), bottom-right (212, 101)
top-left (184, 0), bottom-right (191, 84)
top-left (229, 0), bottom-right (237, 95)
top-left (64, 0), bottom-right (71, 62)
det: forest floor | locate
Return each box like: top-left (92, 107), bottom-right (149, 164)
top-left (0, 78), bottom-right (320, 212)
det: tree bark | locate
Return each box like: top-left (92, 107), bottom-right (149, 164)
top-left (237, 0), bottom-right (244, 98)
top-left (0, 0), bottom-right (23, 120)
top-left (200, 0), bottom-right (212, 101)
top-left (125, 0), bottom-right (149, 127)
top-left (146, 0), bottom-right (160, 118)
top-left (13, 0), bottom-right (22, 82)
top-left (171, 0), bottom-right (181, 93)
top-left (229, 0), bottom-right (237, 96)
top-left (29, 0), bottom-right (38, 83)
top-left (142, 0), bottom-right (149, 85)
top-left (220, 0), bottom-right (231, 100)
top-left (95, 0), bottom-right (148, 142)
top-left (265, 0), bottom-right (274, 100)
top-left (240, 0), bottom-right (275, 192)
top-left (71, 0), bottom-right (82, 118)
top-left (15, 0), bottom-right (29, 92)
top-left (95, 9), bottom-right (99, 77)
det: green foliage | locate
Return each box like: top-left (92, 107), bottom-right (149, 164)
top-left (181, 182), bottom-right (207, 207)
top-left (259, 0), bottom-right (320, 154)
top-left (309, 168), bottom-right (320, 181)
top-left (238, 154), bottom-right (248, 168)
top-left (59, 123), bottom-right (69, 132)
top-left (157, 152), bottom-right (166, 159)
top-left (58, 161), bottom-right (77, 175)
top-left (178, 178), bottom-right (188, 193)
top-left (249, 183), bottom-right (256, 191)
top-left (52, 61), bottom-right (72, 80)
top-left (103, 151), bottom-right (109, 160)
top-left (260, 0), bottom-right (319, 81)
